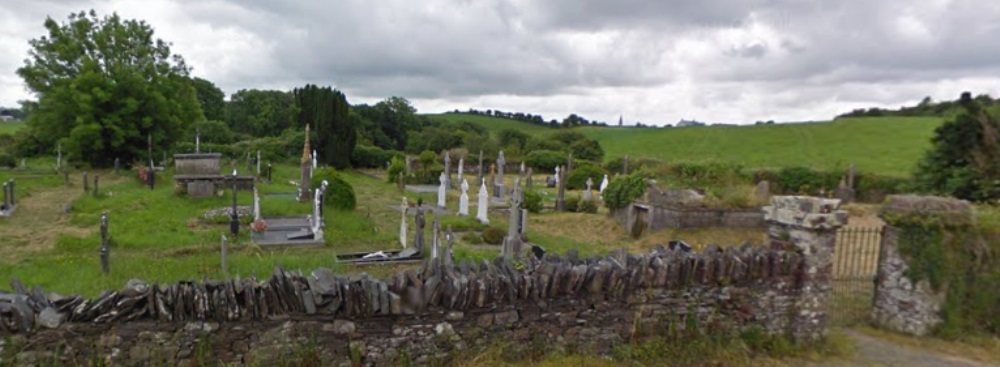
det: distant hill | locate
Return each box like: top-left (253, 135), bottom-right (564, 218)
top-left (426, 113), bottom-right (943, 176)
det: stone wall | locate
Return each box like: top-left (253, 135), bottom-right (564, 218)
top-left (2, 245), bottom-right (813, 366)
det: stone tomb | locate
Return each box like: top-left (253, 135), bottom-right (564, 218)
top-left (253, 180), bottom-right (329, 249)
top-left (173, 153), bottom-right (254, 197)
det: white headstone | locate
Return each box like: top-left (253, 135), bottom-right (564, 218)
top-left (476, 178), bottom-right (490, 224)
top-left (520, 161), bottom-right (525, 174)
top-left (312, 150), bottom-right (317, 169)
top-left (459, 179), bottom-right (470, 216)
top-left (312, 188), bottom-right (322, 233)
top-left (554, 166), bottom-right (561, 185)
top-left (253, 187), bottom-right (261, 221)
top-left (400, 197), bottom-right (408, 249)
top-left (256, 150), bottom-right (261, 176)
top-left (437, 171), bottom-right (447, 208)
top-left (583, 178), bottom-right (594, 201)
top-left (599, 174), bottom-right (610, 200)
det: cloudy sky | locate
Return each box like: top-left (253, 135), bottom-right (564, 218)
top-left (2, 0), bottom-right (999, 125)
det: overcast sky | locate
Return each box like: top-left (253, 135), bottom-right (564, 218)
top-left (2, 0), bottom-right (1000, 125)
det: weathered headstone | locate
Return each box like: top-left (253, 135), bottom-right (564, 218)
top-left (477, 150), bottom-right (484, 185)
top-left (114, 158), bottom-right (120, 174)
top-left (503, 184), bottom-right (522, 260)
top-left (476, 178), bottom-right (489, 224)
top-left (92, 174), bottom-right (99, 196)
top-left (555, 165), bottom-right (567, 211)
top-left (415, 206), bottom-right (426, 252)
top-left (399, 197), bottom-right (408, 249)
top-left (82, 171), bottom-right (89, 192)
top-left (755, 180), bottom-right (770, 201)
top-left (457, 157), bottom-right (464, 190)
top-left (459, 179), bottom-right (470, 216)
top-left (100, 211), bottom-right (109, 275)
top-left (431, 218), bottom-right (440, 260)
top-left (437, 172), bottom-right (447, 208)
top-left (526, 168), bottom-right (533, 189)
top-left (230, 170), bottom-right (239, 238)
top-left (443, 151), bottom-right (452, 189)
top-left (253, 187), bottom-right (261, 221)
top-left (583, 177), bottom-right (593, 201)
top-left (495, 151), bottom-right (506, 199)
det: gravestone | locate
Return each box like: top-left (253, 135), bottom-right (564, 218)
top-left (583, 177), bottom-right (593, 201)
top-left (399, 197), bottom-right (408, 249)
top-left (554, 166), bottom-right (560, 187)
top-left (755, 180), bottom-right (770, 201)
top-left (83, 172), bottom-right (89, 192)
top-left (477, 150), bottom-right (484, 185)
top-left (555, 165), bottom-right (567, 211)
top-left (114, 158), bottom-right (120, 174)
top-left (495, 152), bottom-right (506, 199)
top-left (489, 163), bottom-right (496, 197)
top-left (503, 184), bottom-right (523, 260)
top-left (253, 187), bottom-right (261, 221)
top-left (526, 168), bottom-right (533, 189)
top-left (476, 178), bottom-right (489, 224)
top-left (100, 211), bottom-right (109, 275)
top-left (431, 218), bottom-right (440, 260)
top-left (445, 225), bottom-right (455, 267)
top-left (437, 172), bottom-right (447, 208)
top-left (188, 181), bottom-right (215, 198)
top-left (312, 150), bottom-right (318, 170)
top-left (457, 157), bottom-right (464, 190)
top-left (299, 125), bottom-right (312, 202)
top-left (458, 179), bottom-right (469, 216)
top-left (599, 174), bottom-right (609, 199)
top-left (230, 172), bottom-right (239, 237)
top-left (443, 151), bottom-right (452, 189)
top-left (414, 207), bottom-right (426, 253)
top-left (220, 235), bottom-right (228, 275)
top-left (92, 174), bottom-right (99, 196)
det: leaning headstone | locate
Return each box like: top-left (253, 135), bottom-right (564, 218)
top-left (458, 179), bottom-right (470, 216)
top-left (437, 172), bottom-right (447, 208)
top-left (100, 211), bottom-right (110, 275)
top-left (415, 207), bottom-right (426, 253)
top-left (476, 178), bottom-right (489, 224)
top-left (221, 235), bottom-right (229, 275)
top-left (400, 197), bottom-right (408, 249)
top-left (83, 171), bottom-right (89, 192)
top-left (583, 177), bottom-right (594, 201)
top-left (92, 174), bottom-right (99, 196)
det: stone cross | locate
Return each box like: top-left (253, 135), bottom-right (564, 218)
top-left (476, 178), bottom-right (490, 224)
top-left (457, 158), bottom-right (464, 189)
top-left (504, 183), bottom-right (522, 260)
top-left (230, 169), bottom-right (239, 238)
top-left (100, 211), bottom-right (109, 275)
top-left (526, 168), bottom-right (533, 188)
top-left (415, 206), bottom-right (426, 253)
top-left (399, 197), bottom-right (408, 249)
top-left (477, 150), bottom-right (484, 185)
top-left (431, 218), bottom-right (440, 260)
top-left (583, 177), bottom-right (593, 201)
top-left (555, 165), bottom-right (567, 212)
top-left (443, 151), bottom-right (452, 189)
top-left (459, 179), bottom-right (470, 216)
top-left (93, 174), bottom-right (99, 197)
top-left (496, 151), bottom-right (506, 191)
top-left (83, 171), bottom-right (89, 192)
top-left (220, 235), bottom-right (228, 275)
top-left (437, 171), bottom-right (447, 208)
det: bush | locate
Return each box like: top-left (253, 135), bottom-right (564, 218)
top-left (418, 150), bottom-right (437, 167)
top-left (773, 166), bottom-right (837, 195)
top-left (525, 150), bottom-right (566, 171)
top-left (565, 195), bottom-right (581, 212)
top-left (522, 190), bottom-right (543, 213)
top-left (387, 155), bottom-right (406, 183)
top-left (352, 145), bottom-right (404, 169)
top-left (578, 199), bottom-right (598, 213)
top-left (604, 173), bottom-right (649, 211)
top-left (605, 156), bottom-right (661, 175)
top-left (481, 226), bottom-right (505, 245)
top-left (189, 120), bottom-right (235, 144)
top-left (569, 139), bottom-right (605, 162)
top-left (310, 167), bottom-right (357, 210)
top-left (566, 163), bottom-right (608, 190)
top-left (461, 232), bottom-right (483, 245)
top-left (0, 152), bottom-right (14, 168)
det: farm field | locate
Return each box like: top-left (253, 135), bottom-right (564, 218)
top-left (0, 121), bottom-right (25, 135)
top-left (430, 113), bottom-right (944, 177)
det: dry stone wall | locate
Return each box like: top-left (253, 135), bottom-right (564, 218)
top-left (2, 245), bottom-right (809, 366)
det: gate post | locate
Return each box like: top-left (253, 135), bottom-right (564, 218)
top-left (763, 196), bottom-right (849, 342)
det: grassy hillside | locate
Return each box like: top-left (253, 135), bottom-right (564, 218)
top-left (428, 113), bottom-right (556, 136)
top-left (427, 113), bottom-right (943, 177)
top-left (0, 121), bottom-right (25, 135)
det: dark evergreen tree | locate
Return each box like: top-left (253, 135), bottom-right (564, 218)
top-left (293, 84), bottom-right (356, 169)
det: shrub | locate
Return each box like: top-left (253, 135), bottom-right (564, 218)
top-left (566, 163), bottom-right (608, 190)
top-left (569, 139), bottom-right (605, 162)
top-left (604, 173), bottom-right (649, 211)
top-left (522, 190), bottom-right (543, 213)
top-left (565, 195), bottom-right (581, 212)
top-left (774, 166), bottom-right (837, 195)
top-left (462, 232), bottom-right (483, 245)
top-left (481, 226), bottom-right (505, 245)
top-left (189, 120), bottom-right (235, 144)
top-left (310, 167), bottom-right (357, 210)
top-left (605, 156), bottom-right (661, 175)
top-left (418, 150), bottom-right (437, 167)
top-left (525, 150), bottom-right (566, 171)
top-left (352, 145), bottom-right (404, 169)
top-left (0, 152), bottom-right (14, 168)
top-left (578, 199), bottom-right (598, 213)
top-left (387, 155), bottom-right (406, 183)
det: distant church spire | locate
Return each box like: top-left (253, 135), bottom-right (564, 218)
top-left (618, 115), bottom-right (623, 127)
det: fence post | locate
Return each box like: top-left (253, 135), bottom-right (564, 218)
top-left (763, 196), bottom-right (849, 342)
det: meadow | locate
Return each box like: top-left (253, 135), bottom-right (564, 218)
top-left (0, 120), bottom-right (24, 135)
top-left (430, 114), bottom-right (945, 177)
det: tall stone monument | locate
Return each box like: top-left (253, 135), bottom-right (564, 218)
top-left (437, 172), bottom-right (447, 208)
top-left (298, 125), bottom-right (312, 202)
top-left (458, 179), bottom-right (470, 216)
top-left (476, 178), bottom-right (490, 224)
top-left (399, 197), bottom-right (408, 249)
top-left (443, 151), bottom-right (452, 189)
top-left (457, 157), bottom-right (464, 190)
top-left (495, 151), bottom-right (506, 200)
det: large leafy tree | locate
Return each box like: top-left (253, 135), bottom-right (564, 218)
top-left (293, 85), bottom-right (356, 169)
top-left (355, 96), bottom-right (421, 151)
top-left (191, 77), bottom-right (225, 122)
top-left (17, 10), bottom-right (202, 166)
top-left (915, 92), bottom-right (1000, 202)
top-left (226, 89), bottom-right (297, 137)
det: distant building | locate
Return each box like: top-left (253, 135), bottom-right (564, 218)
top-left (675, 119), bottom-right (705, 127)
top-left (0, 115), bottom-right (15, 122)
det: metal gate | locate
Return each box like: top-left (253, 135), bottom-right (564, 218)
top-left (829, 226), bottom-right (884, 326)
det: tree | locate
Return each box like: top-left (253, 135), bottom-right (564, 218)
top-left (17, 10), bottom-right (202, 166)
top-left (191, 77), bottom-right (226, 121)
top-left (355, 96), bottom-right (421, 151)
top-left (293, 84), bottom-right (355, 169)
top-left (227, 89), bottom-right (297, 137)
top-left (915, 92), bottom-right (1000, 202)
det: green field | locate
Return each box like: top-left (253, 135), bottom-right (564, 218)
top-left (0, 121), bottom-right (25, 135)
top-left (429, 114), bottom-right (945, 177)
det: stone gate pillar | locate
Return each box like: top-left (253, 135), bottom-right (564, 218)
top-left (762, 196), bottom-right (848, 341)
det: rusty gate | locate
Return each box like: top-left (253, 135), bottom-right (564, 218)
top-left (829, 226), bottom-right (884, 326)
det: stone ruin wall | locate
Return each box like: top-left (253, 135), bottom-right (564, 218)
top-left (2, 246), bottom-right (811, 366)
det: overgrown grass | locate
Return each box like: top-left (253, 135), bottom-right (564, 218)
top-left (429, 114), bottom-right (943, 176)
top-left (0, 121), bottom-right (25, 135)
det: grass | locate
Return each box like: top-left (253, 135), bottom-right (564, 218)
top-left (0, 121), bottom-right (25, 135)
top-left (428, 113), bottom-right (944, 177)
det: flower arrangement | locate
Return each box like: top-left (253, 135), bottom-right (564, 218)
top-left (250, 219), bottom-right (268, 235)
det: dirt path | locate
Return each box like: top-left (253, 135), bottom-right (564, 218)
top-left (811, 330), bottom-right (998, 367)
